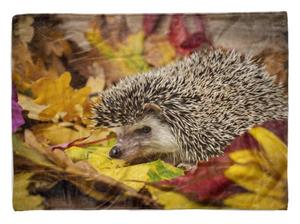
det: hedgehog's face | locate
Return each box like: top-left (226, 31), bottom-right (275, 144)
top-left (109, 115), bottom-right (179, 164)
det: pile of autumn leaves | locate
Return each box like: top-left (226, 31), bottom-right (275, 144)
top-left (12, 15), bottom-right (287, 210)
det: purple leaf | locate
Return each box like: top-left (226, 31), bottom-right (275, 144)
top-left (12, 86), bottom-right (25, 132)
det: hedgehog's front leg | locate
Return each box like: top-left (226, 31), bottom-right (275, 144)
top-left (176, 162), bottom-right (194, 170)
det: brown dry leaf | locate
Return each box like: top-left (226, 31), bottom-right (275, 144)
top-left (125, 15), bottom-right (143, 33)
top-left (14, 132), bottom-right (56, 169)
top-left (46, 36), bottom-right (71, 57)
top-left (67, 48), bottom-right (104, 80)
top-left (12, 40), bottom-right (36, 91)
top-left (144, 34), bottom-right (176, 67)
top-left (21, 130), bottom-right (110, 201)
top-left (257, 49), bottom-right (288, 88)
top-left (23, 129), bottom-right (76, 169)
top-left (13, 15), bottom-right (34, 44)
top-left (12, 39), bottom-right (60, 92)
top-left (31, 72), bottom-right (91, 122)
top-left (101, 15), bottom-right (128, 44)
top-left (18, 94), bottom-right (47, 120)
top-left (33, 20), bottom-right (72, 58)
top-left (85, 63), bottom-right (106, 94)
top-left (58, 15), bottom-right (96, 51)
top-left (17, 130), bottom-right (160, 208)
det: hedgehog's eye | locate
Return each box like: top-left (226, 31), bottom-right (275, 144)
top-left (139, 126), bottom-right (151, 134)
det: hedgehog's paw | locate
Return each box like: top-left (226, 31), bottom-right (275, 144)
top-left (176, 162), bottom-right (194, 171)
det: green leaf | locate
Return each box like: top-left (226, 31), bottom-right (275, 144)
top-left (147, 160), bottom-right (184, 182)
top-left (147, 169), bottom-right (162, 182)
top-left (86, 30), bottom-right (149, 75)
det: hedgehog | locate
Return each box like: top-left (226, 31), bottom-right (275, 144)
top-left (90, 48), bottom-right (288, 166)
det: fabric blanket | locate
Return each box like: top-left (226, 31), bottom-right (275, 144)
top-left (12, 12), bottom-right (288, 210)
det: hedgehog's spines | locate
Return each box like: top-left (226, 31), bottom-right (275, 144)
top-left (91, 48), bottom-right (288, 164)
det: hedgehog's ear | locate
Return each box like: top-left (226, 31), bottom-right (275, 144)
top-left (143, 103), bottom-right (162, 114)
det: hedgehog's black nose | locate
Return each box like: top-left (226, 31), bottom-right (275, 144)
top-left (109, 146), bottom-right (122, 158)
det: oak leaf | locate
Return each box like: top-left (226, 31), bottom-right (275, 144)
top-left (18, 94), bottom-right (47, 120)
top-left (31, 72), bottom-right (91, 122)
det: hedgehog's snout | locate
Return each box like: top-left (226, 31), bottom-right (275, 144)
top-left (109, 145), bottom-right (122, 158)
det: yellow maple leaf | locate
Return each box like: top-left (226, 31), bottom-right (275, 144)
top-left (86, 28), bottom-right (149, 76)
top-left (31, 72), bottom-right (91, 122)
top-left (224, 127), bottom-right (287, 209)
top-left (31, 123), bottom-right (91, 145)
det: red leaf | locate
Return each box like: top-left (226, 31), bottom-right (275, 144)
top-left (261, 120), bottom-right (287, 144)
top-left (168, 15), bottom-right (189, 55)
top-left (168, 14), bottom-right (209, 55)
top-left (180, 32), bottom-right (208, 50)
top-left (156, 120), bottom-right (287, 205)
top-left (157, 151), bottom-right (236, 203)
